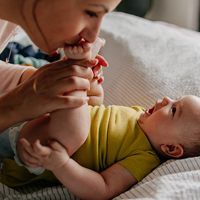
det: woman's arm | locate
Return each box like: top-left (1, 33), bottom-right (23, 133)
top-left (0, 61), bottom-right (34, 93)
top-left (0, 58), bottom-right (96, 133)
top-left (18, 67), bottom-right (37, 83)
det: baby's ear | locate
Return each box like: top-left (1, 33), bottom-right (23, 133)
top-left (161, 144), bottom-right (183, 158)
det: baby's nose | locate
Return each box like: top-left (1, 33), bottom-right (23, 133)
top-left (156, 99), bottom-right (163, 104)
top-left (162, 97), bottom-right (172, 106)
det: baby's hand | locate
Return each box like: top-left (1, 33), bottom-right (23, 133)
top-left (20, 138), bottom-right (69, 171)
top-left (64, 37), bottom-right (105, 60)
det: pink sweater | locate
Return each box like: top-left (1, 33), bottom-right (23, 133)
top-left (0, 19), bottom-right (31, 96)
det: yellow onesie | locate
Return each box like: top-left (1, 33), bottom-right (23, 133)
top-left (0, 105), bottom-right (160, 187)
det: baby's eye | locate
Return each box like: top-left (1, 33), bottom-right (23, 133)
top-left (172, 107), bottom-right (176, 116)
top-left (86, 11), bottom-right (98, 18)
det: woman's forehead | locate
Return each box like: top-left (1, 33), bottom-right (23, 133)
top-left (80, 0), bottom-right (121, 11)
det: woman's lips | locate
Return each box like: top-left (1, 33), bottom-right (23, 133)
top-left (64, 38), bottom-right (84, 47)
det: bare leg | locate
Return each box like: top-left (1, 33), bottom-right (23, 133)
top-left (17, 90), bottom-right (90, 164)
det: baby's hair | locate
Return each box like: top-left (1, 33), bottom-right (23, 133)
top-left (180, 130), bottom-right (200, 158)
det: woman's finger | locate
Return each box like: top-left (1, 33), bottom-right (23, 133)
top-left (30, 71), bottom-right (91, 99)
top-left (98, 76), bottom-right (104, 84)
top-left (31, 63), bottom-right (94, 94)
top-left (31, 58), bottom-right (97, 86)
top-left (47, 64), bottom-right (94, 81)
top-left (93, 65), bottom-right (101, 78)
top-left (45, 58), bottom-right (98, 71)
top-left (52, 95), bottom-right (89, 109)
top-left (95, 55), bottom-right (108, 67)
top-left (55, 76), bottom-right (91, 93)
top-left (33, 76), bottom-right (90, 105)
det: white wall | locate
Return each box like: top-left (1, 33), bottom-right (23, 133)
top-left (145, 0), bottom-right (199, 30)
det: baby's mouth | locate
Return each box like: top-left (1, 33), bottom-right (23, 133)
top-left (145, 106), bottom-right (155, 115)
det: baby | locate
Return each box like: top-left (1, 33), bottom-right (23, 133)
top-left (139, 96), bottom-right (200, 159)
top-left (12, 37), bottom-right (106, 170)
top-left (2, 39), bottom-right (200, 200)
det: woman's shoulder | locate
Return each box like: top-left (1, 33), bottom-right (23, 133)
top-left (0, 19), bottom-right (20, 53)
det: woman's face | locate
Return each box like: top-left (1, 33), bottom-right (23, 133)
top-left (28, 0), bottom-right (120, 54)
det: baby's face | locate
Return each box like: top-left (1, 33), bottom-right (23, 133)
top-left (138, 95), bottom-right (200, 151)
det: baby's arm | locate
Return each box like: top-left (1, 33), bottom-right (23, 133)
top-left (20, 139), bottom-right (137, 200)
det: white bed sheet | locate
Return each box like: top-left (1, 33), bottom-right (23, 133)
top-left (1, 11), bottom-right (200, 199)
top-left (100, 12), bottom-right (200, 200)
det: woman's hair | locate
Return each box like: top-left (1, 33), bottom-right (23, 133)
top-left (20, 0), bottom-right (50, 91)
top-left (20, 0), bottom-right (50, 52)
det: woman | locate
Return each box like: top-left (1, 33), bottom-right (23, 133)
top-left (0, 0), bottom-right (121, 160)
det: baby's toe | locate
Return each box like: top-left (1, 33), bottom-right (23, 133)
top-left (77, 45), bottom-right (84, 53)
top-left (72, 46), bottom-right (78, 54)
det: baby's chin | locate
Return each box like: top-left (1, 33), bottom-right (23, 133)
top-left (138, 112), bottom-right (145, 124)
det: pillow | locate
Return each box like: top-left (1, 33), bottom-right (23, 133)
top-left (99, 12), bottom-right (200, 200)
top-left (100, 12), bottom-right (200, 109)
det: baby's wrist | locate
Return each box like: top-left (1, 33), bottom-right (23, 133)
top-left (52, 157), bottom-right (71, 173)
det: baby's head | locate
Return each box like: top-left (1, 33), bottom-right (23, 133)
top-left (138, 95), bottom-right (200, 159)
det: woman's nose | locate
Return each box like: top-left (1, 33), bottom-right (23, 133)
top-left (80, 19), bottom-right (102, 43)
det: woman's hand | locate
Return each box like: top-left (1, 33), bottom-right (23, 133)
top-left (0, 58), bottom-right (98, 133)
top-left (93, 54), bottom-right (107, 84)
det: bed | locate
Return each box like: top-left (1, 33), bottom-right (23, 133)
top-left (1, 11), bottom-right (200, 199)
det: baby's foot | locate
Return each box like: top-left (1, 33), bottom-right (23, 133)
top-left (90, 37), bottom-right (105, 59)
top-left (64, 37), bottom-right (105, 60)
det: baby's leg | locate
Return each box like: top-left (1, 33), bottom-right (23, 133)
top-left (47, 90), bottom-right (91, 156)
top-left (17, 89), bottom-right (90, 166)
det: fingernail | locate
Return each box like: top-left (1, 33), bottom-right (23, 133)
top-left (62, 56), bottom-right (67, 60)
top-left (95, 70), bottom-right (100, 77)
top-left (85, 97), bottom-right (89, 102)
top-left (89, 59), bottom-right (98, 65)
